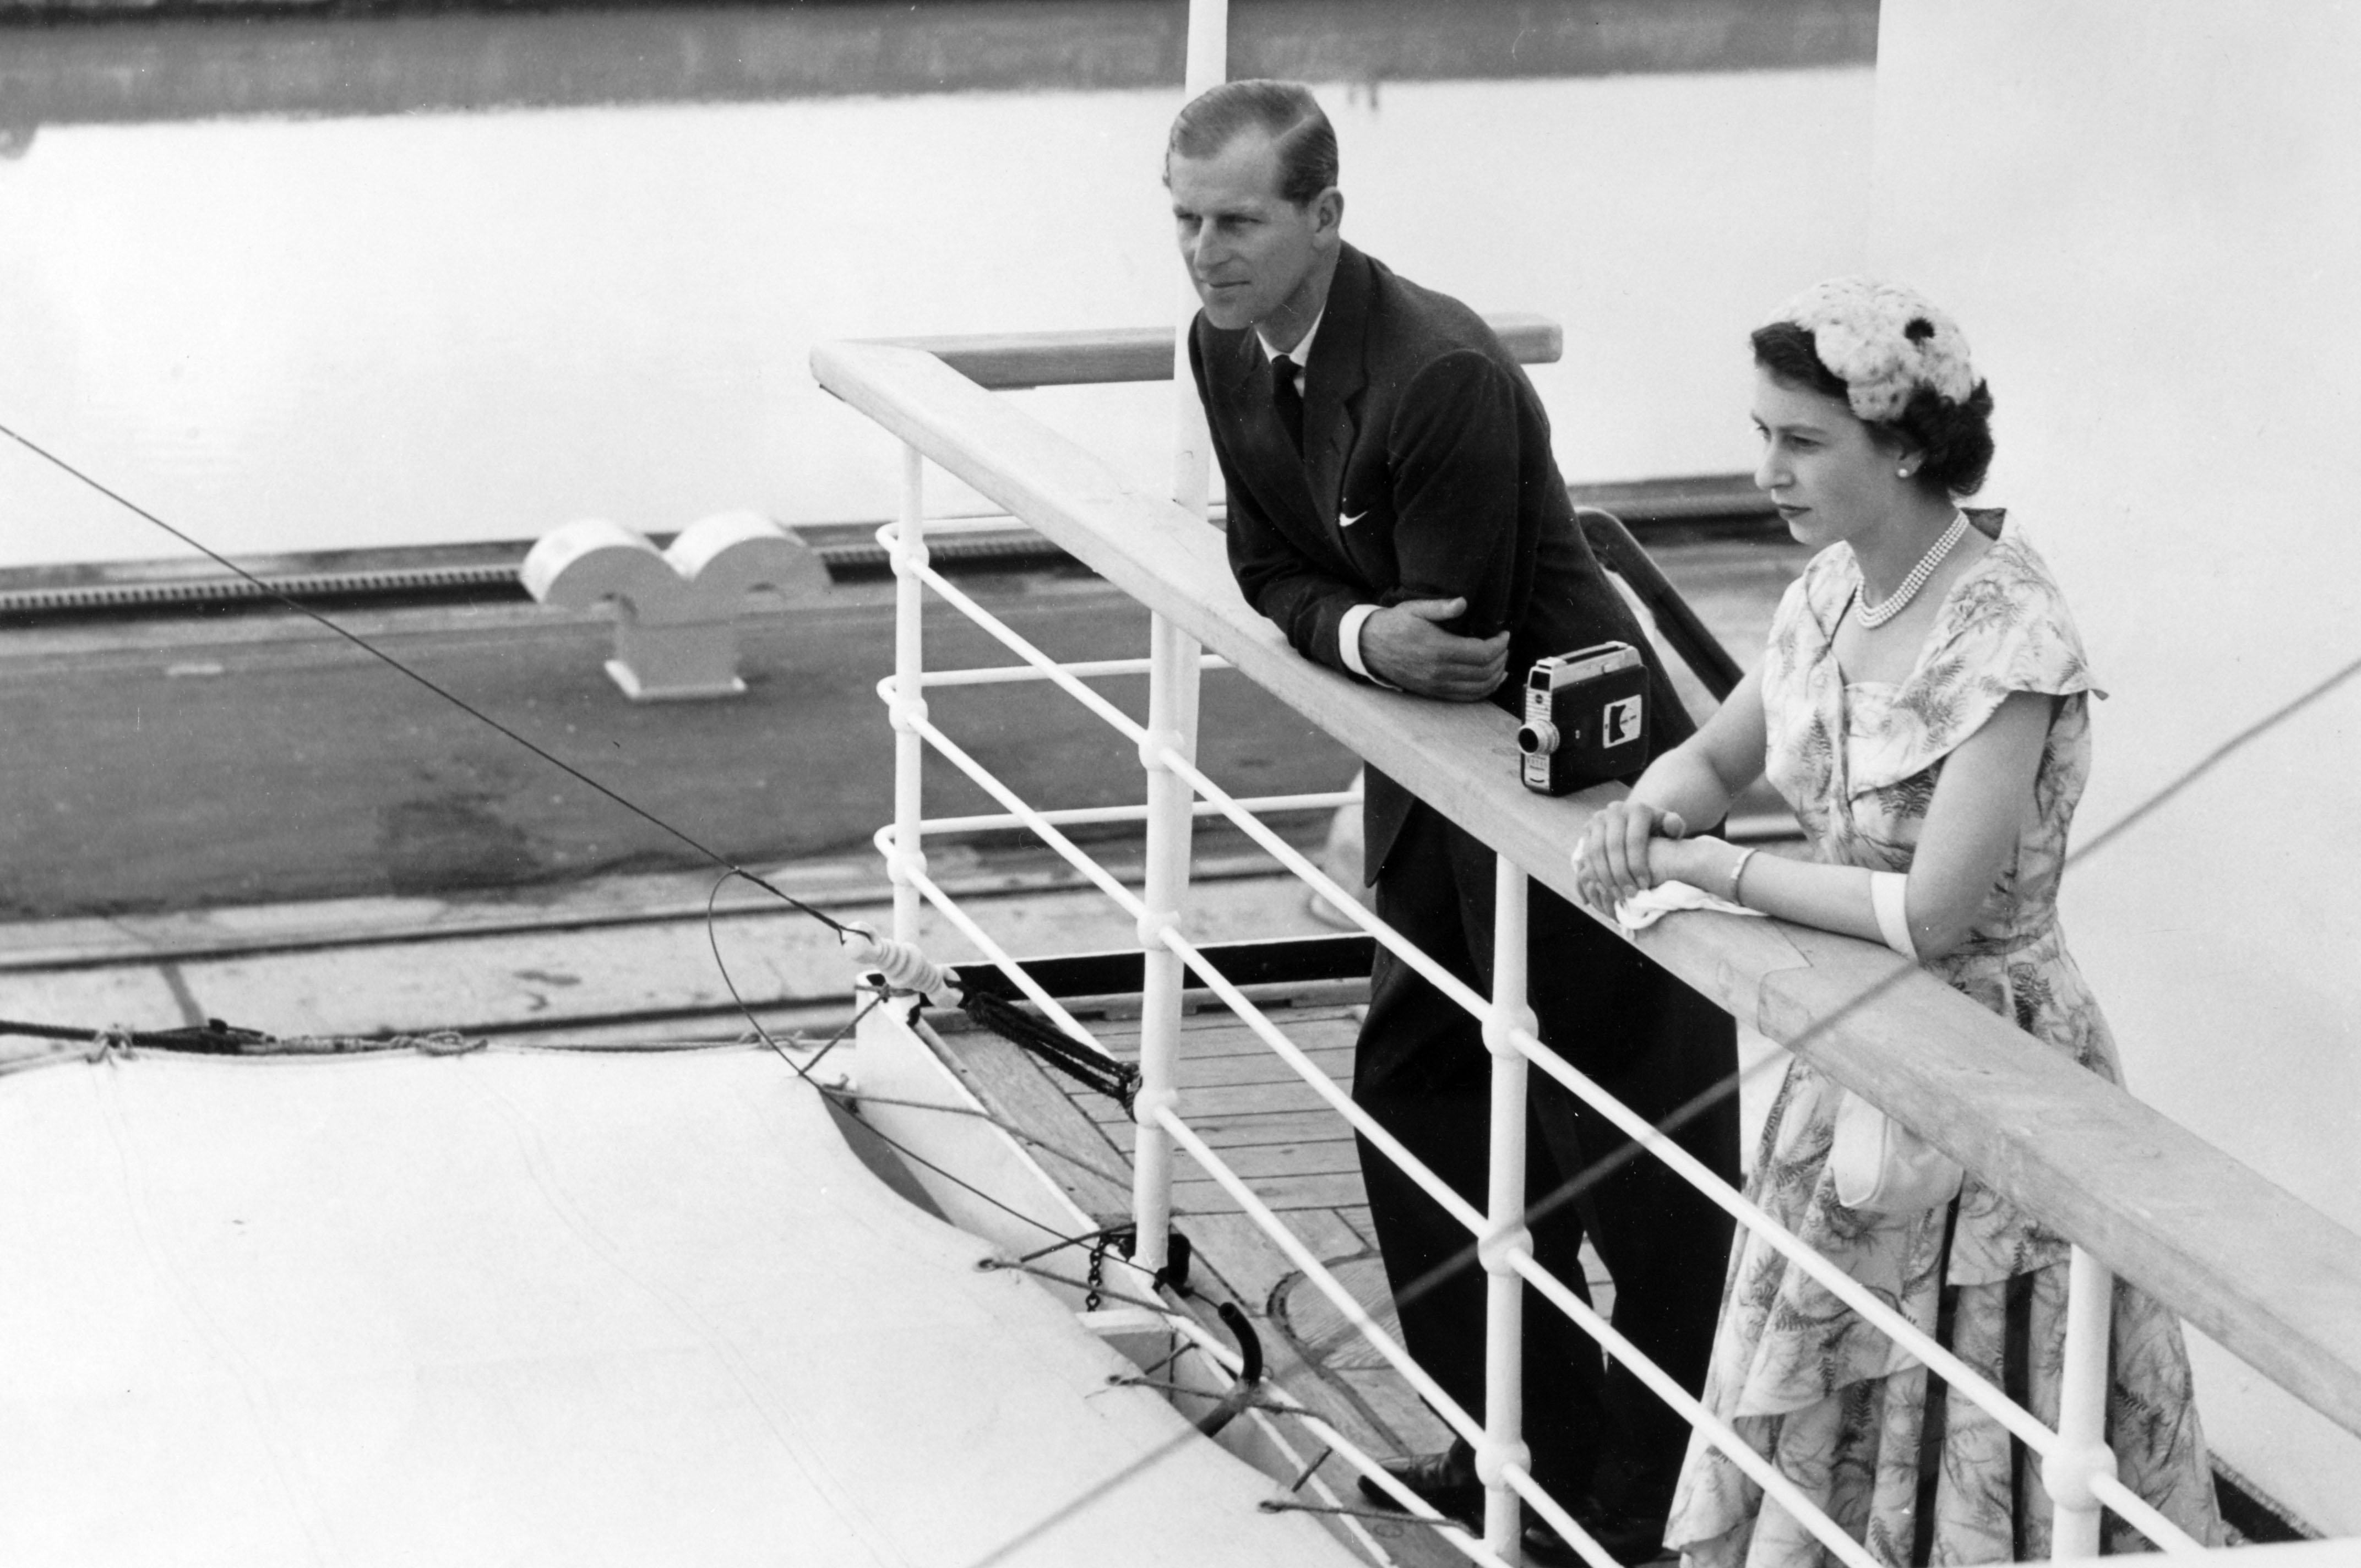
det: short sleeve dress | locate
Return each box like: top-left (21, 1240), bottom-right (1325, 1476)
top-left (1663, 513), bottom-right (2224, 1566)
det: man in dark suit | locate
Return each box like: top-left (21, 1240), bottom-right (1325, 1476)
top-left (1166, 81), bottom-right (1740, 1560)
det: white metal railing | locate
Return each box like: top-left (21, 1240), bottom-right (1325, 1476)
top-left (861, 476), bottom-right (2201, 1565)
top-left (813, 331), bottom-right (2361, 1564)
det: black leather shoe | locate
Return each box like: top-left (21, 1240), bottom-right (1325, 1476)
top-left (1524, 1502), bottom-right (1669, 1566)
top-left (1356, 1449), bottom-right (1482, 1525)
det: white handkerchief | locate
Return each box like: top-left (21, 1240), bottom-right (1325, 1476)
top-left (1612, 879), bottom-right (1767, 933)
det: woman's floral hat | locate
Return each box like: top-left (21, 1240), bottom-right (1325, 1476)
top-left (1767, 276), bottom-right (1978, 423)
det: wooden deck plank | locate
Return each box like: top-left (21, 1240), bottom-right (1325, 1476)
top-left (1172, 1140), bottom-right (1365, 1182)
top-left (912, 1019), bottom-right (1135, 1224)
top-left (1177, 1170), bottom-right (1372, 1213)
top-left (1108, 1044), bottom-right (1356, 1091)
top-left (1339, 1369), bottom-right (1457, 1455)
top-left (1090, 1007), bottom-right (1365, 1059)
top-left (1096, 1108), bottom-right (1367, 1152)
top-left (1180, 1208), bottom-right (1370, 1315)
top-left (1078, 1077), bottom-right (1347, 1124)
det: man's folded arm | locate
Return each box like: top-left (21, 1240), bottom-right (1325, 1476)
top-left (1382, 349), bottom-right (1527, 635)
top-left (1223, 487), bottom-right (1388, 679)
top-left (1189, 326), bottom-right (1391, 684)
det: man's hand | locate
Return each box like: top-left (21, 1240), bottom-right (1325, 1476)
top-left (1359, 597), bottom-right (1510, 700)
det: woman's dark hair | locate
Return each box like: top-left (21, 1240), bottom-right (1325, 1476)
top-left (1166, 80), bottom-right (1338, 206)
top-left (1750, 320), bottom-right (1997, 497)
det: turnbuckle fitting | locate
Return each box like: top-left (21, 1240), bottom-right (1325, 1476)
top-left (1477, 1222), bottom-right (1533, 1277)
top-left (1472, 1436), bottom-right (1531, 1490)
top-left (2041, 1436), bottom-right (2120, 1512)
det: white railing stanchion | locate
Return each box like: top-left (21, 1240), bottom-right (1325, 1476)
top-left (889, 443), bottom-right (928, 945)
top-left (2048, 1244), bottom-right (2120, 1558)
top-left (1150, 0), bottom-right (1216, 1284)
top-left (1481, 856), bottom-right (1538, 1560)
top-left (1131, 609), bottom-right (1202, 1276)
top-left (1169, 0), bottom-right (1225, 522)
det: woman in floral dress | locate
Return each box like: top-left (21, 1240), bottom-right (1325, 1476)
top-left (1572, 280), bottom-right (2223, 1564)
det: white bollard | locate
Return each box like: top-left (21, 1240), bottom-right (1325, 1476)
top-left (521, 510), bottom-right (828, 700)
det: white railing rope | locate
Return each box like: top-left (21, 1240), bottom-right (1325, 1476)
top-left (915, 653), bottom-right (1231, 687)
top-left (888, 533), bottom-right (1152, 743)
top-left (872, 830), bottom-right (1109, 1059)
top-left (878, 576), bottom-right (2215, 1555)
top-left (879, 685), bottom-right (1149, 919)
top-left (857, 374), bottom-right (2232, 1561)
top-left (1155, 1110), bottom-right (1484, 1446)
top-left (1507, 1020), bottom-right (2062, 1456)
top-left (1156, 925), bottom-right (1486, 1235)
top-left (878, 671), bottom-right (1488, 1234)
top-left (905, 790), bottom-right (1356, 836)
top-left (810, 336), bottom-right (2361, 1452)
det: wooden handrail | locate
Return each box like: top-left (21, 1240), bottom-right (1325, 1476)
top-left (874, 314), bottom-right (1562, 389)
top-left (809, 335), bottom-right (2361, 1439)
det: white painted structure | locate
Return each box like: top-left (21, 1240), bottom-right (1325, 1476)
top-left (1866, 2), bottom-right (2361, 1532)
top-left (0, 1046), bottom-right (1358, 1567)
top-left (813, 313), bottom-right (2361, 1559)
top-left (521, 510), bottom-right (827, 700)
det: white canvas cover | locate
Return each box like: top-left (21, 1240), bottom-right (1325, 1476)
top-left (0, 1045), bottom-right (1359, 1567)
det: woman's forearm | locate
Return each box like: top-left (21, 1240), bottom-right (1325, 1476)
top-left (1656, 837), bottom-right (1971, 959)
top-left (1628, 740), bottom-right (1739, 830)
top-left (1721, 848), bottom-right (1883, 946)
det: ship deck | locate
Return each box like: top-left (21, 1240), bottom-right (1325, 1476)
top-left (0, 522), bottom-right (1802, 1563)
top-left (0, 843), bottom-right (1789, 1568)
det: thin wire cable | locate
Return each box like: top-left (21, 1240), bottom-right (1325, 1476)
top-left (0, 419), bottom-right (856, 940)
top-left (702, 875), bottom-right (1107, 1252)
top-left (976, 1261), bottom-right (1169, 1315)
top-left (704, 870), bottom-right (863, 1080)
top-left (2070, 648), bottom-right (2361, 863)
top-left (835, 1091), bottom-right (1137, 1191)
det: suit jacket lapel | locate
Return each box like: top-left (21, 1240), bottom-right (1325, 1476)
top-left (1204, 316), bottom-right (1333, 549)
top-left (1303, 245), bottom-right (1370, 545)
top-left (1212, 316), bottom-right (1264, 406)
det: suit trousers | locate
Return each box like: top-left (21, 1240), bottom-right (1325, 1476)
top-left (1353, 801), bottom-right (1740, 1515)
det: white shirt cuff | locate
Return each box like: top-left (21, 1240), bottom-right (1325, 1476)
top-left (1338, 603), bottom-right (1389, 685)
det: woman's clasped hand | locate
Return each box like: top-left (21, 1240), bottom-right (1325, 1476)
top-left (1570, 802), bottom-right (1747, 914)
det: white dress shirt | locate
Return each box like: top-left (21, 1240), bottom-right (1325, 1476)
top-left (1258, 309), bottom-right (1388, 684)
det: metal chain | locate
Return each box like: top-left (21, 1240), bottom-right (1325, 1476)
top-left (1084, 1234), bottom-right (1109, 1313)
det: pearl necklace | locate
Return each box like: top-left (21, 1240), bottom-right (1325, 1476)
top-left (1856, 512), bottom-right (1968, 628)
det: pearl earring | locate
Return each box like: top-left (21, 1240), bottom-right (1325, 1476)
top-left (1896, 466), bottom-right (1912, 478)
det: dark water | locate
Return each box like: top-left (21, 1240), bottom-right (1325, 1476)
top-left (1, 1), bottom-right (1873, 125)
top-left (0, 2), bottom-right (1875, 568)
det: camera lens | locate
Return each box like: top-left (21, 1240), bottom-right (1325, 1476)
top-left (1516, 720), bottom-right (1558, 756)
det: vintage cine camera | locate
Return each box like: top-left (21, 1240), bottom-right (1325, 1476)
top-left (1515, 641), bottom-right (1649, 795)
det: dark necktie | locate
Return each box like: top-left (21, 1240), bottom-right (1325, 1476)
top-left (1270, 355), bottom-right (1305, 456)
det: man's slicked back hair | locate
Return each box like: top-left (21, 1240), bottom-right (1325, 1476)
top-left (1166, 79), bottom-right (1337, 206)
